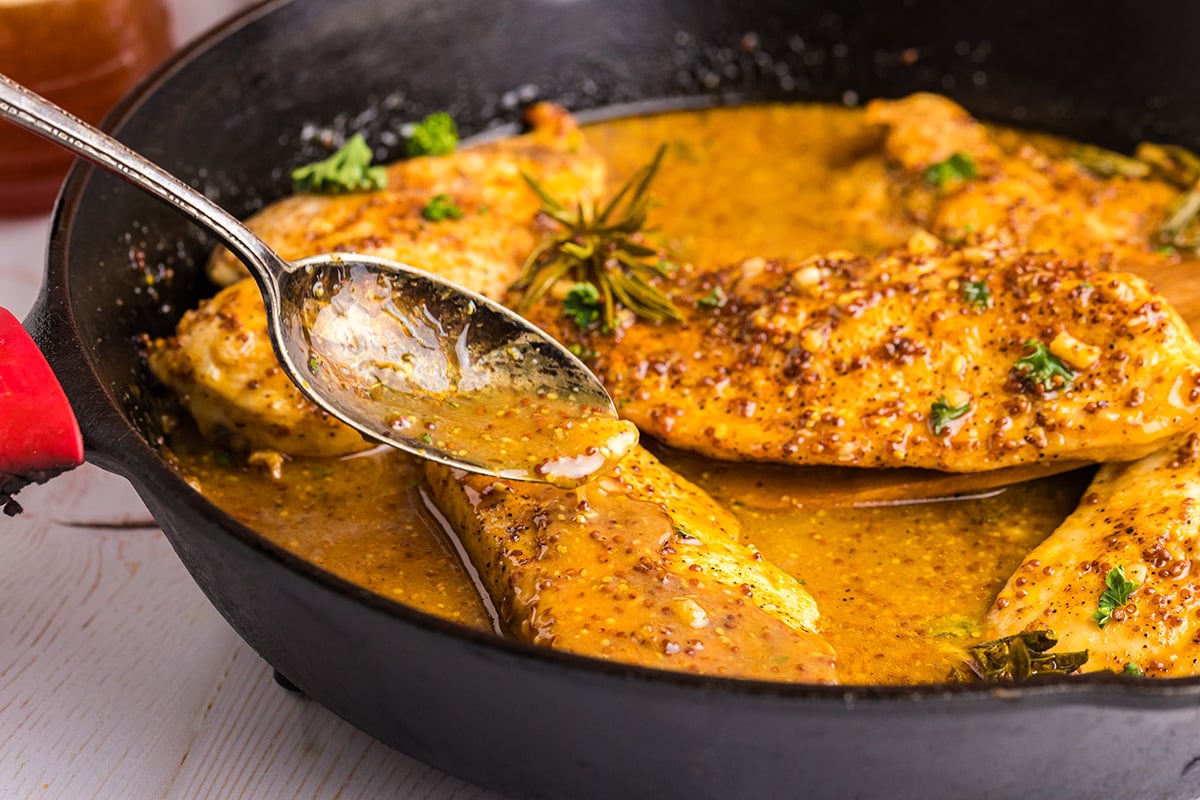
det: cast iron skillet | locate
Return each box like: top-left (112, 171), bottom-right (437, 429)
top-left (26, 0), bottom-right (1200, 797)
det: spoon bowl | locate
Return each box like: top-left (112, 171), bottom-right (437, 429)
top-left (0, 72), bottom-right (636, 485)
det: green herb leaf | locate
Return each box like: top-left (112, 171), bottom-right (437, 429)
top-left (420, 432), bottom-right (434, 445)
top-left (563, 282), bottom-right (602, 329)
top-left (961, 279), bottom-right (991, 309)
top-left (421, 193), bottom-right (464, 222)
top-left (511, 144), bottom-right (683, 329)
top-left (1094, 565), bottom-right (1138, 628)
top-left (1122, 662), bottom-right (1144, 677)
top-left (405, 112), bottom-right (459, 157)
top-left (308, 355), bottom-right (321, 372)
top-left (930, 395), bottom-right (971, 435)
top-left (672, 525), bottom-right (702, 543)
top-left (952, 630), bottom-right (1089, 682)
top-left (291, 133), bottom-right (387, 195)
top-left (697, 285), bottom-right (727, 309)
top-left (567, 342), bottom-right (597, 361)
top-left (923, 152), bottom-right (978, 187)
top-left (1014, 339), bottom-right (1076, 390)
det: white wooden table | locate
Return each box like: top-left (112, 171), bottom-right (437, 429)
top-left (0, 5), bottom-right (501, 798)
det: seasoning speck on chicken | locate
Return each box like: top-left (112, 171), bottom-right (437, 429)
top-left (425, 446), bottom-right (837, 682)
top-left (988, 434), bottom-right (1200, 677)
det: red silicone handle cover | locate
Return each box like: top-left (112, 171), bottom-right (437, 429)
top-left (0, 306), bottom-right (84, 474)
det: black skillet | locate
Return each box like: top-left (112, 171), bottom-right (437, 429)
top-left (24, 0), bottom-right (1200, 797)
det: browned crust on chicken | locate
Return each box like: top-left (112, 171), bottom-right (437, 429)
top-left (989, 434), bottom-right (1200, 676)
top-left (425, 447), bottom-right (837, 682)
top-left (526, 237), bottom-right (1200, 471)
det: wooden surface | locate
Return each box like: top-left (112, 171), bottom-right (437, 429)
top-left (0, 4), bottom-right (501, 797)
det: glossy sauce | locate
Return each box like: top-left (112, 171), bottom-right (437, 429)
top-left (296, 262), bottom-right (638, 487)
top-left (177, 104), bottom-right (1095, 684)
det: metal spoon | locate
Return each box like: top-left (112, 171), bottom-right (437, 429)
top-left (0, 72), bottom-right (636, 487)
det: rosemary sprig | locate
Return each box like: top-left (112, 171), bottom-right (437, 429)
top-left (1157, 182), bottom-right (1200, 253)
top-left (950, 630), bottom-right (1089, 682)
top-left (1066, 143), bottom-right (1151, 179)
top-left (510, 145), bottom-right (683, 330)
top-left (1135, 142), bottom-right (1200, 187)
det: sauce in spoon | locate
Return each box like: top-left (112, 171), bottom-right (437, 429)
top-left (289, 261), bottom-right (637, 487)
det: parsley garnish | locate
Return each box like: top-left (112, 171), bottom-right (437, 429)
top-left (421, 194), bottom-right (464, 222)
top-left (567, 342), bottom-right (597, 361)
top-left (961, 280), bottom-right (991, 309)
top-left (930, 395), bottom-right (971, 435)
top-left (673, 525), bottom-right (702, 543)
top-left (291, 133), bottom-right (386, 195)
top-left (1122, 662), bottom-right (1144, 677)
top-left (1014, 339), bottom-right (1076, 390)
top-left (924, 152), bottom-right (978, 187)
top-left (405, 112), bottom-right (459, 157)
top-left (697, 286), bottom-right (727, 309)
top-left (1093, 565), bottom-right (1137, 628)
top-left (307, 355), bottom-right (321, 372)
top-left (563, 282), bottom-right (602, 329)
top-left (420, 432), bottom-right (434, 445)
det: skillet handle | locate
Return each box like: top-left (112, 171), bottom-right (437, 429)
top-left (0, 306), bottom-right (83, 515)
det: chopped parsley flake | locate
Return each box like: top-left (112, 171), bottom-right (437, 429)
top-left (567, 342), bottom-right (597, 361)
top-left (697, 285), bottom-right (728, 309)
top-left (961, 280), bottom-right (991, 309)
top-left (307, 355), bottom-right (321, 372)
top-left (421, 432), bottom-right (434, 445)
top-left (1014, 339), bottom-right (1076, 390)
top-left (1094, 565), bottom-right (1138, 628)
top-left (563, 282), bottom-right (602, 329)
top-left (1122, 662), bottom-right (1144, 677)
top-left (291, 133), bottom-right (386, 195)
top-left (924, 152), bottom-right (978, 187)
top-left (405, 112), bottom-right (459, 157)
top-left (421, 193), bottom-right (464, 222)
top-left (930, 395), bottom-right (972, 435)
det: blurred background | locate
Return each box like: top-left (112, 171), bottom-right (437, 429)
top-left (0, 0), bottom-right (258, 316)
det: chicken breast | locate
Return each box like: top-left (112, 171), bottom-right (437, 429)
top-left (987, 434), bottom-right (1200, 677)
top-left (147, 276), bottom-right (370, 458)
top-left (524, 235), bottom-right (1200, 471)
top-left (424, 446), bottom-right (837, 682)
top-left (864, 93), bottom-right (1179, 267)
top-left (208, 102), bottom-right (607, 300)
top-left (153, 103), bottom-right (606, 457)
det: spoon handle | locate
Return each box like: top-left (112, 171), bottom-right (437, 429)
top-left (0, 71), bottom-right (285, 290)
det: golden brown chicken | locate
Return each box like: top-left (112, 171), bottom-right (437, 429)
top-left (147, 276), bottom-right (369, 458)
top-left (151, 103), bottom-right (606, 459)
top-left (988, 434), bottom-right (1200, 676)
top-left (207, 102), bottom-right (607, 299)
top-left (863, 93), bottom-right (1179, 268)
top-left (524, 235), bottom-right (1200, 472)
top-left (425, 446), bottom-right (837, 682)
